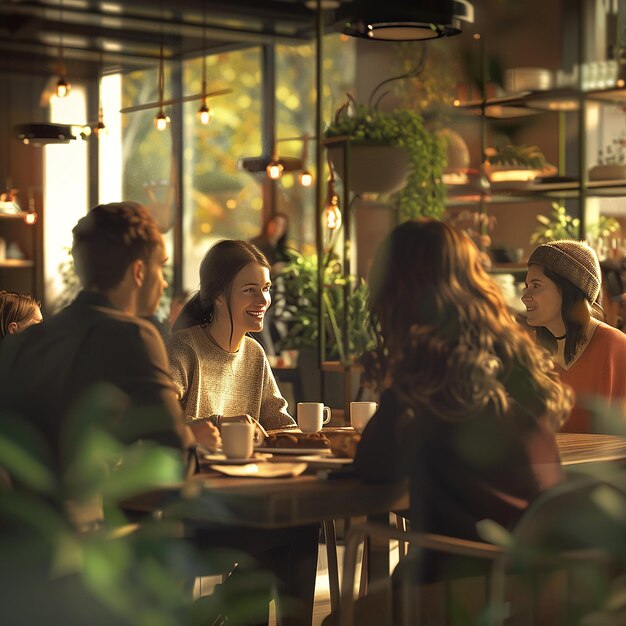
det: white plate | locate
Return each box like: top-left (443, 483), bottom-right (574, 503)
top-left (297, 455), bottom-right (354, 468)
top-left (257, 447), bottom-right (333, 456)
top-left (202, 452), bottom-right (272, 465)
top-left (209, 462), bottom-right (308, 478)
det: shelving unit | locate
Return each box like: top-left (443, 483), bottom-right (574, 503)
top-left (0, 210), bottom-right (42, 299)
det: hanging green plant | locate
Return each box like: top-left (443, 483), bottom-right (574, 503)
top-left (324, 97), bottom-right (447, 221)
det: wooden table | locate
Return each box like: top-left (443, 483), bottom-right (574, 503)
top-left (129, 432), bottom-right (626, 531)
top-left (557, 432), bottom-right (626, 466)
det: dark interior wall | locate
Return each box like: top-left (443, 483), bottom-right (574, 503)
top-left (349, 0), bottom-right (569, 267)
top-left (0, 73), bottom-right (50, 306)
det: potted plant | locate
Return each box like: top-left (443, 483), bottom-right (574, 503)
top-left (589, 135), bottom-right (626, 181)
top-left (324, 95), bottom-right (448, 220)
top-left (273, 251), bottom-right (374, 365)
top-left (483, 144), bottom-right (556, 187)
top-left (530, 202), bottom-right (619, 245)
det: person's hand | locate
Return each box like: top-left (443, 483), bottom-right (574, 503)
top-left (191, 421), bottom-right (221, 451)
top-left (221, 414), bottom-right (267, 445)
top-left (328, 432), bottom-right (361, 459)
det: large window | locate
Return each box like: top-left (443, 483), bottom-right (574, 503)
top-left (275, 35), bottom-right (356, 254)
top-left (181, 48), bottom-right (263, 291)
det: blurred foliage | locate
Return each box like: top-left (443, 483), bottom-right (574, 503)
top-left (531, 203), bottom-right (619, 245)
top-left (474, 398), bottom-right (626, 626)
top-left (121, 37), bottom-right (356, 262)
top-left (0, 385), bottom-right (266, 625)
top-left (275, 251), bottom-right (374, 363)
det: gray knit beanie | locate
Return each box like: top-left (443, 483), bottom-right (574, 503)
top-left (528, 240), bottom-right (601, 303)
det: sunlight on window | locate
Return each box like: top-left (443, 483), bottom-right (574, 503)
top-left (45, 88), bottom-right (88, 309)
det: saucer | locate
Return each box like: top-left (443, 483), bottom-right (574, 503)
top-left (202, 452), bottom-right (272, 465)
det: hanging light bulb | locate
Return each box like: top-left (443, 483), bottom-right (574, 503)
top-left (93, 64), bottom-right (107, 137)
top-left (23, 212), bottom-right (38, 225)
top-left (266, 142), bottom-right (284, 179)
top-left (93, 119), bottom-right (107, 136)
top-left (266, 158), bottom-right (284, 179)
top-left (324, 163), bottom-right (342, 231)
top-left (198, 100), bottom-right (213, 125)
top-left (298, 133), bottom-right (313, 186)
top-left (154, 110), bottom-right (169, 131)
top-left (56, 76), bottom-right (71, 98)
top-left (299, 167), bottom-right (313, 186)
top-left (324, 196), bottom-right (342, 230)
top-left (55, 0), bottom-right (71, 98)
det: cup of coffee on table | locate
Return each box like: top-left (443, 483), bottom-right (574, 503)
top-left (297, 402), bottom-right (331, 433)
top-left (350, 402), bottom-right (378, 433)
top-left (221, 422), bottom-right (255, 459)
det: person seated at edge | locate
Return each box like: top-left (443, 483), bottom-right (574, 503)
top-left (522, 239), bottom-right (626, 433)
top-left (168, 239), bottom-right (296, 432)
top-left (0, 202), bottom-right (219, 475)
top-left (0, 290), bottom-right (43, 340)
top-left (334, 220), bottom-right (571, 596)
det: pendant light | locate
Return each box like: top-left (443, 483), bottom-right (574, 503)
top-left (323, 159), bottom-right (341, 231)
top-left (154, 41), bottom-right (170, 131)
top-left (198, 0), bottom-right (214, 125)
top-left (298, 133), bottom-right (313, 187)
top-left (55, 0), bottom-right (71, 97)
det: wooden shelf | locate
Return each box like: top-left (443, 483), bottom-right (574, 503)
top-left (446, 178), bottom-right (626, 207)
top-left (0, 210), bottom-right (30, 221)
top-left (0, 259), bottom-right (34, 268)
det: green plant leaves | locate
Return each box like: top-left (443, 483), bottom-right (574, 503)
top-left (325, 101), bottom-right (447, 220)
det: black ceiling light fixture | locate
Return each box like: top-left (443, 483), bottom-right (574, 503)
top-left (339, 0), bottom-right (474, 42)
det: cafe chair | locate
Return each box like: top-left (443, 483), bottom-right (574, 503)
top-left (337, 475), bottom-right (621, 626)
top-left (337, 523), bottom-right (506, 626)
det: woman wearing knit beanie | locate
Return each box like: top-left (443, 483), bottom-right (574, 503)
top-left (523, 240), bottom-right (626, 432)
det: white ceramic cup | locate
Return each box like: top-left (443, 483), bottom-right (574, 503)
top-left (221, 422), bottom-right (255, 459)
top-left (350, 402), bottom-right (378, 433)
top-left (297, 402), bottom-right (331, 433)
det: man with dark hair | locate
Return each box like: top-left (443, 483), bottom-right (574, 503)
top-left (0, 201), bottom-right (219, 471)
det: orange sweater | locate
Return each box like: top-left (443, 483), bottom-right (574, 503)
top-left (557, 323), bottom-right (626, 433)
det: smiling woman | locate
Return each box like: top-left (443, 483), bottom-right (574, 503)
top-left (523, 240), bottom-right (626, 432)
top-left (167, 239), bottom-right (296, 432)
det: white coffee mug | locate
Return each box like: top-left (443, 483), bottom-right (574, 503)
top-left (221, 422), bottom-right (255, 459)
top-left (350, 402), bottom-right (378, 433)
top-left (297, 402), bottom-right (331, 433)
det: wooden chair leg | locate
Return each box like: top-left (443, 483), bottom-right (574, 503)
top-left (323, 520), bottom-right (341, 612)
top-left (359, 535), bottom-right (369, 597)
top-left (394, 513), bottom-right (409, 560)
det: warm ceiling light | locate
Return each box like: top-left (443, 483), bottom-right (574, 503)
top-left (154, 110), bottom-right (169, 131)
top-left (324, 196), bottom-right (342, 230)
top-left (55, 0), bottom-right (71, 98)
top-left (56, 77), bottom-right (71, 98)
top-left (266, 159), bottom-right (284, 180)
top-left (299, 170), bottom-right (313, 187)
top-left (24, 212), bottom-right (38, 225)
top-left (298, 133), bottom-right (313, 187)
top-left (324, 166), bottom-right (341, 231)
top-left (198, 101), bottom-right (213, 125)
top-left (339, 0), bottom-right (473, 41)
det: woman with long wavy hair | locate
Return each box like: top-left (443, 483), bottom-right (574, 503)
top-left (349, 219), bottom-right (572, 583)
